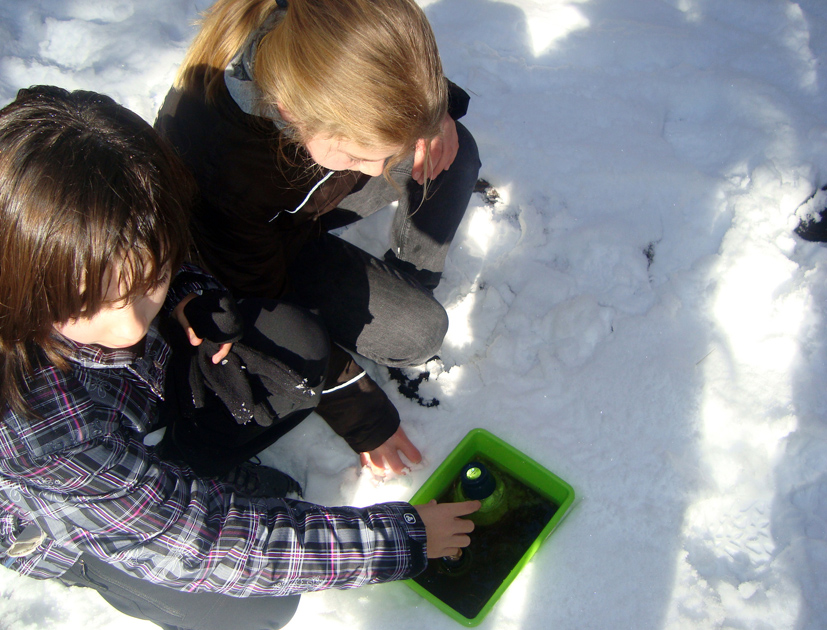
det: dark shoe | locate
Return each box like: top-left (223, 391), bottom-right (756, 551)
top-left (219, 460), bottom-right (303, 498)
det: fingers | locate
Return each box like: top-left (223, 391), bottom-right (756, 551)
top-left (360, 427), bottom-right (423, 476)
top-left (174, 296), bottom-right (204, 350)
top-left (361, 450), bottom-right (396, 477)
top-left (364, 450), bottom-right (406, 475)
top-left (361, 452), bottom-right (386, 476)
top-left (416, 500), bottom-right (480, 558)
top-left (172, 293), bottom-right (198, 328)
top-left (382, 449), bottom-right (406, 474)
top-left (395, 428), bottom-right (422, 465)
top-left (211, 342), bottom-right (232, 364)
top-left (448, 500), bottom-right (481, 519)
top-left (445, 519), bottom-right (475, 551)
top-left (439, 539), bottom-right (471, 557)
top-left (400, 441), bottom-right (422, 465)
top-left (185, 327), bottom-right (203, 347)
top-left (443, 535), bottom-right (471, 555)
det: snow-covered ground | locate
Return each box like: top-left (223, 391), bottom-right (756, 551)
top-left (3, 1), bottom-right (827, 629)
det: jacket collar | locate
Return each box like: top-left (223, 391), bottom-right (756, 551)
top-left (57, 335), bottom-right (142, 369)
top-left (224, 4), bottom-right (289, 128)
top-left (55, 323), bottom-right (166, 372)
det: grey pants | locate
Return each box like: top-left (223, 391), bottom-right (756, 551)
top-left (290, 121), bottom-right (481, 366)
top-left (60, 553), bottom-right (300, 630)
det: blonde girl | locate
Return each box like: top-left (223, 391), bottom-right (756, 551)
top-left (156, 0), bottom-right (480, 475)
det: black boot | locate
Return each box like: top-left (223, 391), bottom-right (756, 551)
top-left (219, 459), bottom-right (303, 499)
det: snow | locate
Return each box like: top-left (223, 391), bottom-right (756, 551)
top-left (2, 0), bottom-right (827, 629)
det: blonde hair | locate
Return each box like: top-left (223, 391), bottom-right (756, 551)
top-left (176, 0), bottom-right (448, 169)
top-left (176, 0), bottom-right (275, 98)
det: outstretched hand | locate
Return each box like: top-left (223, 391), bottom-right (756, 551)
top-left (173, 294), bottom-right (233, 364)
top-left (415, 500), bottom-right (480, 558)
top-left (411, 113), bottom-right (459, 185)
top-left (361, 425), bottom-right (422, 475)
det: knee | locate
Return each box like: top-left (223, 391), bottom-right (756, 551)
top-left (237, 298), bottom-right (331, 381)
top-left (225, 593), bottom-right (300, 630)
top-left (261, 594), bottom-right (300, 630)
top-left (414, 300), bottom-right (449, 363)
top-left (381, 296), bottom-right (448, 367)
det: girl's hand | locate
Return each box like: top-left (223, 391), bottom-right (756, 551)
top-left (412, 114), bottom-right (459, 185)
top-left (360, 425), bottom-right (422, 475)
top-left (173, 294), bottom-right (233, 364)
top-left (415, 500), bottom-right (480, 558)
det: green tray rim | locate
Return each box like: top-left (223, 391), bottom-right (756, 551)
top-left (404, 428), bottom-right (575, 626)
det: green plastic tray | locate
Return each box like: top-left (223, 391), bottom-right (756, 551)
top-left (405, 428), bottom-right (575, 626)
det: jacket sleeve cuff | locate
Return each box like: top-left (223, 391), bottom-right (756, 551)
top-left (384, 502), bottom-right (428, 578)
top-left (318, 389), bottom-right (401, 453)
top-left (313, 365), bottom-right (402, 453)
top-left (163, 263), bottom-right (226, 316)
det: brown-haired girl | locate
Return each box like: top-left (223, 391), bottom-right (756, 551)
top-left (156, 0), bottom-right (481, 475)
top-left (0, 85), bottom-right (477, 630)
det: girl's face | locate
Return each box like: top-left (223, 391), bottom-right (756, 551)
top-left (303, 135), bottom-right (399, 177)
top-left (55, 269), bottom-right (170, 350)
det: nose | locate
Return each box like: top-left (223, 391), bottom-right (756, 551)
top-left (359, 161), bottom-right (385, 177)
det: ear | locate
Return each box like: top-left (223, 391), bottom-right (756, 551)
top-left (276, 102), bottom-right (294, 123)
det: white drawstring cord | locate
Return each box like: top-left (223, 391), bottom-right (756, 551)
top-left (322, 370), bottom-right (366, 394)
top-left (269, 170), bottom-right (334, 222)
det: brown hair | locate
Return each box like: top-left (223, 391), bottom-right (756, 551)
top-left (0, 85), bottom-right (195, 415)
top-left (176, 0), bottom-right (447, 173)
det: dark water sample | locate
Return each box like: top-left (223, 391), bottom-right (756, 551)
top-left (413, 455), bottom-right (558, 620)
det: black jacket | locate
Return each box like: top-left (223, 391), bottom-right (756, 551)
top-left (155, 69), bottom-right (469, 300)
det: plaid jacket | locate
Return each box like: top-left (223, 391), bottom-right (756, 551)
top-left (0, 271), bottom-right (427, 596)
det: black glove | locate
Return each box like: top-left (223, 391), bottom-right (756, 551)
top-left (183, 291), bottom-right (244, 343)
top-left (192, 339), bottom-right (319, 427)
